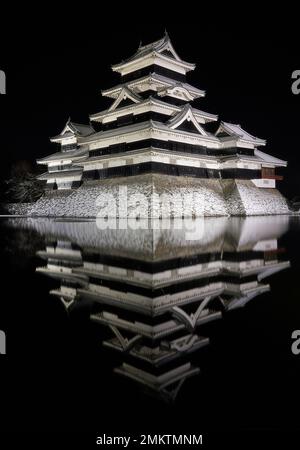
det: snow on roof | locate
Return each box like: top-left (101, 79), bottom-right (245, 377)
top-left (254, 149), bottom-right (287, 166)
top-left (37, 168), bottom-right (83, 180)
top-left (107, 87), bottom-right (142, 112)
top-left (50, 119), bottom-right (94, 141)
top-left (68, 122), bottom-right (94, 136)
top-left (217, 121), bottom-right (266, 145)
top-left (102, 73), bottom-right (205, 98)
top-left (82, 119), bottom-right (218, 144)
top-left (167, 104), bottom-right (209, 136)
top-left (37, 146), bottom-right (88, 164)
top-left (219, 149), bottom-right (287, 167)
top-left (112, 31), bottom-right (195, 71)
top-left (90, 96), bottom-right (217, 122)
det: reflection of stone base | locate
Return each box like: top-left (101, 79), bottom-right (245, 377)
top-left (9, 174), bottom-right (290, 217)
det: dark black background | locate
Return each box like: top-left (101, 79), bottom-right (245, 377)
top-left (0, 13), bottom-right (299, 198)
top-left (0, 216), bottom-right (300, 445)
top-left (0, 9), bottom-right (300, 447)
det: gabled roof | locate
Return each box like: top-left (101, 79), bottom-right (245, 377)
top-left (81, 120), bottom-right (219, 145)
top-left (220, 151), bottom-right (287, 167)
top-left (101, 73), bottom-right (205, 99)
top-left (167, 104), bottom-right (209, 136)
top-left (37, 168), bottom-right (83, 180)
top-left (112, 31), bottom-right (195, 73)
top-left (36, 146), bottom-right (88, 164)
top-left (216, 121), bottom-right (266, 146)
top-left (50, 118), bottom-right (95, 142)
top-left (137, 32), bottom-right (182, 61)
top-left (108, 87), bottom-right (142, 112)
top-left (90, 95), bottom-right (217, 123)
top-left (254, 149), bottom-right (287, 167)
top-left (157, 83), bottom-right (200, 101)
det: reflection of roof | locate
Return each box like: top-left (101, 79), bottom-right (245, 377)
top-left (114, 362), bottom-right (200, 399)
top-left (73, 262), bottom-right (222, 289)
top-left (104, 334), bottom-right (209, 366)
top-left (37, 168), bottom-right (82, 180)
top-left (37, 249), bottom-right (82, 263)
top-left (224, 288), bottom-right (269, 311)
top-left (90, 309), bottom-right (222, 338)
top-left (224, 260), bottom-right (290, 279)
top-left (73, 258), bottom-right (289, 293)
top-left (79, 283), bottom-right (224, 316)
top-left (36, 267), bottom-right (87, 285)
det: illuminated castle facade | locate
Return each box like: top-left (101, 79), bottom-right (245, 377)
top-left (32, 33), bottom-right (289, 217)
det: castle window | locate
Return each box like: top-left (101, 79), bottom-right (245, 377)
top-left (117, 114), bottom-right (134, 127)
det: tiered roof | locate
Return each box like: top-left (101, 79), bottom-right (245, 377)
top-left (38, 32), bottom-right (287, 183)
top-left (87, 33), bottom-right (273, 158)
top-left (90, 96), bottom-right (217, 124)
top-left (111, 31), bottom-right (196, 75)
top-left (216, 121), bottom-right (266, 146)
top-left (37, 146), bottom-right (88, 164)
top-left (37, 119), bottom-right (93, 168)
top-left (81, 119), bottom-right (219, 145)
top-left (50, 118), bottom-right (94, 143)
top-left (101, 73), bottom-right (205, 99)
top-left (167, 104), bottom-right (209, 135)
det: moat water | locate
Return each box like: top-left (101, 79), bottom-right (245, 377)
top-left (0, 216), bottom-right (300, 433)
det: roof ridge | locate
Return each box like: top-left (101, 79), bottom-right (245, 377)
top-left (139, 33), bottom-right (167, 50)
top-left (70, 120), bottom-right (93, 127)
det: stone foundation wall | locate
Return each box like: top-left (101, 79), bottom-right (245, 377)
top-left (7, 175), bottom-right (290, 217)
top-left (234, 180), bottom-right (289, 215)
top-left (4, 203), bottom-right (34, 216)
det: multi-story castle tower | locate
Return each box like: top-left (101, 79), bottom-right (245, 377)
top-left (33, 32), bottom-right (290, 217)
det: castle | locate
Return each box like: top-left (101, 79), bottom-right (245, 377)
top-left (30, 32), bottom-right (289, 217)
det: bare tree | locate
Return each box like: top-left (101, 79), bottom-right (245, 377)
top-left (5, 160), bottom-right (44, 203)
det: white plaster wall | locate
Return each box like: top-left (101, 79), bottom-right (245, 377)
top-left (252, 178), bottom-right (276, 188)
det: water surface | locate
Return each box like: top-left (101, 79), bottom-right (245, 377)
top-left (1, 216), bottom-right (300, 432)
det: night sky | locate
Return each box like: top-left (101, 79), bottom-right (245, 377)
top-left (0, 12), bottom-right (300, 443)
top-left (0, 17), bottom-right (299, 198)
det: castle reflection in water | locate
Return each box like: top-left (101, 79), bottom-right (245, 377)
top-left (8, 217), bottom-right (290, 402)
